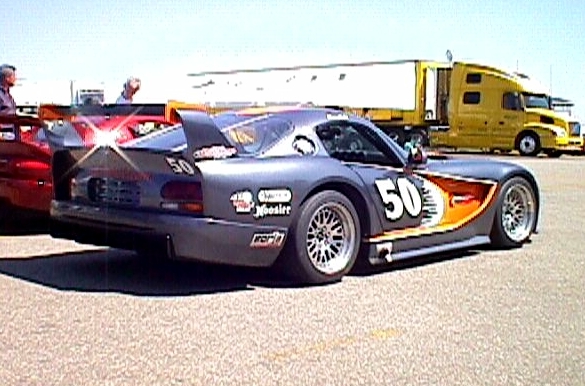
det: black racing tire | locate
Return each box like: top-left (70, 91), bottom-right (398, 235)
top-left (279, 190), bottom-right (361, 285)
top-left (489, 177), bottom-right (538, 249)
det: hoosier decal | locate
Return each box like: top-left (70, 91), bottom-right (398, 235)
top-left (253, 203), bottom-right (291, 219)
top-left (231, 188), bottom-right (293, 218)
top-left (254, 188), bottom-right (292, 218)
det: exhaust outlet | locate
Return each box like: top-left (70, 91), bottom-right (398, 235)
top-left (372, 241), bottom-right (393, 263)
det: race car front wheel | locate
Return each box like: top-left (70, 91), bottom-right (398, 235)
top-left (490, 176), bottom-right (538, 248)
top-left (281, 190), bottom-right (361, 285)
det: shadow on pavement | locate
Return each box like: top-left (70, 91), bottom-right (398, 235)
top-left (0, 249), bottom-right (285, 296)
top-left (0, 207), bottom-right (50, 236)
top-left (0, 245), bottom-right (482, 297)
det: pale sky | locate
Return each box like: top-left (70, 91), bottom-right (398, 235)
top-left (3, 0), bottom-right (584, 117)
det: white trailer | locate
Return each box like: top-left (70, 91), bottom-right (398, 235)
top-left (186, 61), bottom-right (419, 110)
top-left (11, 80), bottom-right (72, 105)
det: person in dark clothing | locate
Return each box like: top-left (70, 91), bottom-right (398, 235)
top-left (0, 64), bottom-right (17, 115)
top-left (0, 64), bottom-right (18, 139)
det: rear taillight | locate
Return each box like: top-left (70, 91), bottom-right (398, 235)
top-left (160, 181), bottom-right (204, 213)
top-left (13, 160), bottom-right (50, 172)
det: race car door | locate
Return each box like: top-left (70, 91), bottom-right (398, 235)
top-left (316, 120), bottom-right (427, 234)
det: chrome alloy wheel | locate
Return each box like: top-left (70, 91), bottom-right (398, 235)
top-left (519, 136), bottom-right (537, 155)
top-left (501, 183), bottom-right (537, 242)
top-left (306, 202), bottom-right (358, 275)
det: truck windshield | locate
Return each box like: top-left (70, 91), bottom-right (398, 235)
top-left (522, 93), bottom-right (551, 109)
top-left (569, 122), bottom-right (581, 136)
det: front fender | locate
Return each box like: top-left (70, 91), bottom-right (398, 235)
top-left (523, 123), bottom-right (563, 148)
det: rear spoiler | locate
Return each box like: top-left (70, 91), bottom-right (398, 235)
top-left (177, 110), bottom-right (236, 161)
top-left (44, 109), bottom-right (237, 162)
top-left (38, 100), bottom-right (208, 124)
top-left (0, 115), bottom-right (46, 141)
top-left (0, 115), bottom-right (45, 127)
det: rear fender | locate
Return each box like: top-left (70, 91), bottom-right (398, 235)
top-left (196, 156), bottom-right (380, 233)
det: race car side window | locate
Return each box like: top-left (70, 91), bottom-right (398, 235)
top-left (315, 121), bottom-right (402, 167)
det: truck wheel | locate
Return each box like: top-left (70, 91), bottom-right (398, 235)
top-left (516, 132), bottom-right (541, 157)
top-left (281, 190), bottom-right (361, 285)
top-left (489, 177), bottom-right (538, 249)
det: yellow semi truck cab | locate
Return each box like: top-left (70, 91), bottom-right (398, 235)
top-left (431, 62), bottom-right (583, 156)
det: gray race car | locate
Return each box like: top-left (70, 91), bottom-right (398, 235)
top-left (45, 106), bottom-right (541, 285)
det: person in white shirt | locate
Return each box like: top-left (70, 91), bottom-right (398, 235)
top-left (115, 76), bottom-right (141, 104)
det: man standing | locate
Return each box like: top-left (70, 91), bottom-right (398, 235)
top-left (0, 64), bottom-right (17, 115)
top-left (115, 76), bottom-right (141, 104)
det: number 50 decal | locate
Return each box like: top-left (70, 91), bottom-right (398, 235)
top-left (165, 157), bottom-right (195, 175)
top-left (374, 177), bottom-right (423, 221)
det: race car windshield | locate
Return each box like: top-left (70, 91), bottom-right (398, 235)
top-left (126, 113), bottom-right (294, 155)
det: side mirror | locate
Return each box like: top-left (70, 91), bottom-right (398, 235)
top-left (405, 143), bottom-right (427, 166)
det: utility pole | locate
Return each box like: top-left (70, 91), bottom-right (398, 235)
top-left (549, 65), bottom-right (553, 95)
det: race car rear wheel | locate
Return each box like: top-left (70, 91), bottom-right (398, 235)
top-left (490, 177), bottom-right (538, 248)
top-left (282, 190), bottom-right (361, 285)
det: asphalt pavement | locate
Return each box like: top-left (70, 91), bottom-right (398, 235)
top-left (0, 155), bottom-right (583, 386)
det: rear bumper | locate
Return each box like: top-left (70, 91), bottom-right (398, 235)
top-left (0, 177), bottom-right (52, 212)
top-left (49, 201), bottom-right (287, 268)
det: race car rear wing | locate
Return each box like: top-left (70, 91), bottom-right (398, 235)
top-left (43, 108), bottom-right (238, 163)
top-left (38, 100), bottom-right (208, 124)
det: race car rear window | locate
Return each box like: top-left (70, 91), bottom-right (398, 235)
top-left (219, 115), bottom-right (293, 154)
top-left (126, 114), bottom-right (294, 155)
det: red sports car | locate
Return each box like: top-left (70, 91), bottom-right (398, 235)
top-left (0, 115), bottom-right (52, 221)
top-left (0, 102), bottom-right (206, 222)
